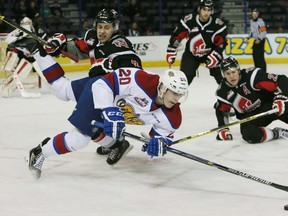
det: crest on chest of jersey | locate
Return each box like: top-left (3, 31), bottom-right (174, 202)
top-left (190, 34), bottom-right (210, 57)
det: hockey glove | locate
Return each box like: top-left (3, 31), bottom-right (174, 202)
top-left (141, 137), bottom-right (167, 157)
top-left (89, 58), bottom-right (113, 77)
top-left (44, 33), bottom-right (67, 56)
top-left (206, 50), bottom-right (222, 69)
top-left (216, 128), bottom-right (233, 141)
top-left (272, 94), bottom-right (288, 116)
top-left (101, 107), bottom-right (125, 140)
top-left (166, 45), bottom-right (177, 65)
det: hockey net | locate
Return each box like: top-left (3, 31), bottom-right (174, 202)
top-left (0, 32), bottom-right (42, 88)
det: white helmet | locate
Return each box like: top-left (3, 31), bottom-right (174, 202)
top-left (158, 69), bottom-right (189, 102)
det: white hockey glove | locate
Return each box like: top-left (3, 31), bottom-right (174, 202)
top-left (89, 58), bottom-right (113, 77)
top-left (166, 45), bottom-right (177, 65)
top-left (216, 128), bottom-right (233, 141)
top-left (273, 94), bottom-right (288, 116)
top-left (44, 33), bottom-right (67, 56)
top-left (206, 50), bottom-right (222, 69)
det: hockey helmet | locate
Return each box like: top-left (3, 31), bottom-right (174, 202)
top-left (158, 69), bottom-right (189, 102)
top-left (94, 8), bottom-right (119, 30)
top-left (199, 0), bottom-right (214, 9)
top-left (220, 57), bottom-right (240, 77)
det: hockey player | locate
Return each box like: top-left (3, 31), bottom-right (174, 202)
top-left (214, 57), bottom-right (288, 143)
top-left (23, 8), bottom-right (142, 154)
top-left (166, 0), bottom-right (227, 85)
top-left (0, 17), bottom-right (44, 98)
top-left (18, 40), bottom-right (189, 179)
top-left (45, 8), bottom-right (142, 79)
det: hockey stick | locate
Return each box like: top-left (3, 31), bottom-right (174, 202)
top-left (0, 15), bottom-right (79, 62)
top-left (123, 131), bottom-right (288, 193)
top-left (172, 108), bottom-right (279, 144)
top-left (12, 71), bottom-right (41, 98)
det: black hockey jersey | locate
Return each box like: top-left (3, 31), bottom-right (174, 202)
top-left (215, 67), bottom-right (288, 126)
top-left (67, 29), bottom-right (142, 69)
top-left (169, 13), bottom-right (227, 59)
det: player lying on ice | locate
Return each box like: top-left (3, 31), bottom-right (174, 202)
top-left (11, 37), bottom-right (189, 179)
top-left (214, 56), bottom-right (288, 143)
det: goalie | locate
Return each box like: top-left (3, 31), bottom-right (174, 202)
top-left (0, 17), bottom-right (44, 98)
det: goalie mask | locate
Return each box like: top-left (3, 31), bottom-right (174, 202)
top-left (94, 9), bottom-right (120, 30)
top-left (158, 69), bottom-right (189, 103)
top-left (220, 56), bottom-right (240, 77)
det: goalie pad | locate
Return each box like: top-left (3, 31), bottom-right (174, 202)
top-left (2, 51), bottom-right (19, 72)
top-left (0, 58), bottom-right (32, 97)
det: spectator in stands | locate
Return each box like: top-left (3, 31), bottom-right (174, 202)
top-left (247, 8), bottom-right (267, 72)
top-left (50, 0), bottom-right (63, 16)
top-left (14, 0), bottom-right (28, 23)
top-left (127, 21), bottom-right (141, 36)
top-left (27, 1), bottom-right (40, 21)
top-left (276, 25), bottom-right (285, 33)
top-left (122, 0), bottom-right (141, 22)
top-left (79, 19), bottom-right (92, 37)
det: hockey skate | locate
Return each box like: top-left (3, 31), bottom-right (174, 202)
top-left (273, 127), bottom-right (288, 139)
top-left (106, 140), bottom-right (133, 165)
top-left (96, 146), bottom-right (111, 155)
top-left (26, 137), bottom-right (50, 179)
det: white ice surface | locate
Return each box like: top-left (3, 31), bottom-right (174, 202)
top-left (1, 64), bottom-right (288, 216)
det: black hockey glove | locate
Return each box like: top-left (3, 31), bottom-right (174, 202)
top-left (88, 58), bottom-right (113, 78)
top-left (216, 128), bottom-right (233, 141)
top-left (166, 45), bottom-right (177, 65)
top-left (44, 33), bottom-right (67, 56)
top-left (206, 50), bottom-right (222, 69)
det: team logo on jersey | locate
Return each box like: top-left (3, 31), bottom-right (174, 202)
top-left (191, 27), bottom-right (199, 32)
top-left (242, 85), bottom-right (251, 95)
top-left (112, 38), bottom-right (129, 48)
top-left (215, 18), bottom-right (224, 25)
top-left (227, 90), bottom-right (234, 100)
top-left (233, 95), bottom-right (261, 113)
top-left (121, 103), bottom-right (144, 125)
top-left (134, 97), bottom-right (149, 107)
top-left (86, 38), bottom-right (95, 46)
top-left (183, 14), bottom-right (193, 23)
top-left (190, 34), bottom-right (211, 56)
top-left (116, 98), bottom-right (126, 107)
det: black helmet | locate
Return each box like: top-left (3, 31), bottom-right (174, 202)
top-left (220, 57), bottom-right (240, 77)
top-left (94, 9), bottom-right (119, 29)
top-left (199, 0), bottom-right (214, 9)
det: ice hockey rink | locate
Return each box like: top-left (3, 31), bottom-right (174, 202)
top-left (1, 64), bottom-right (288, 216)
